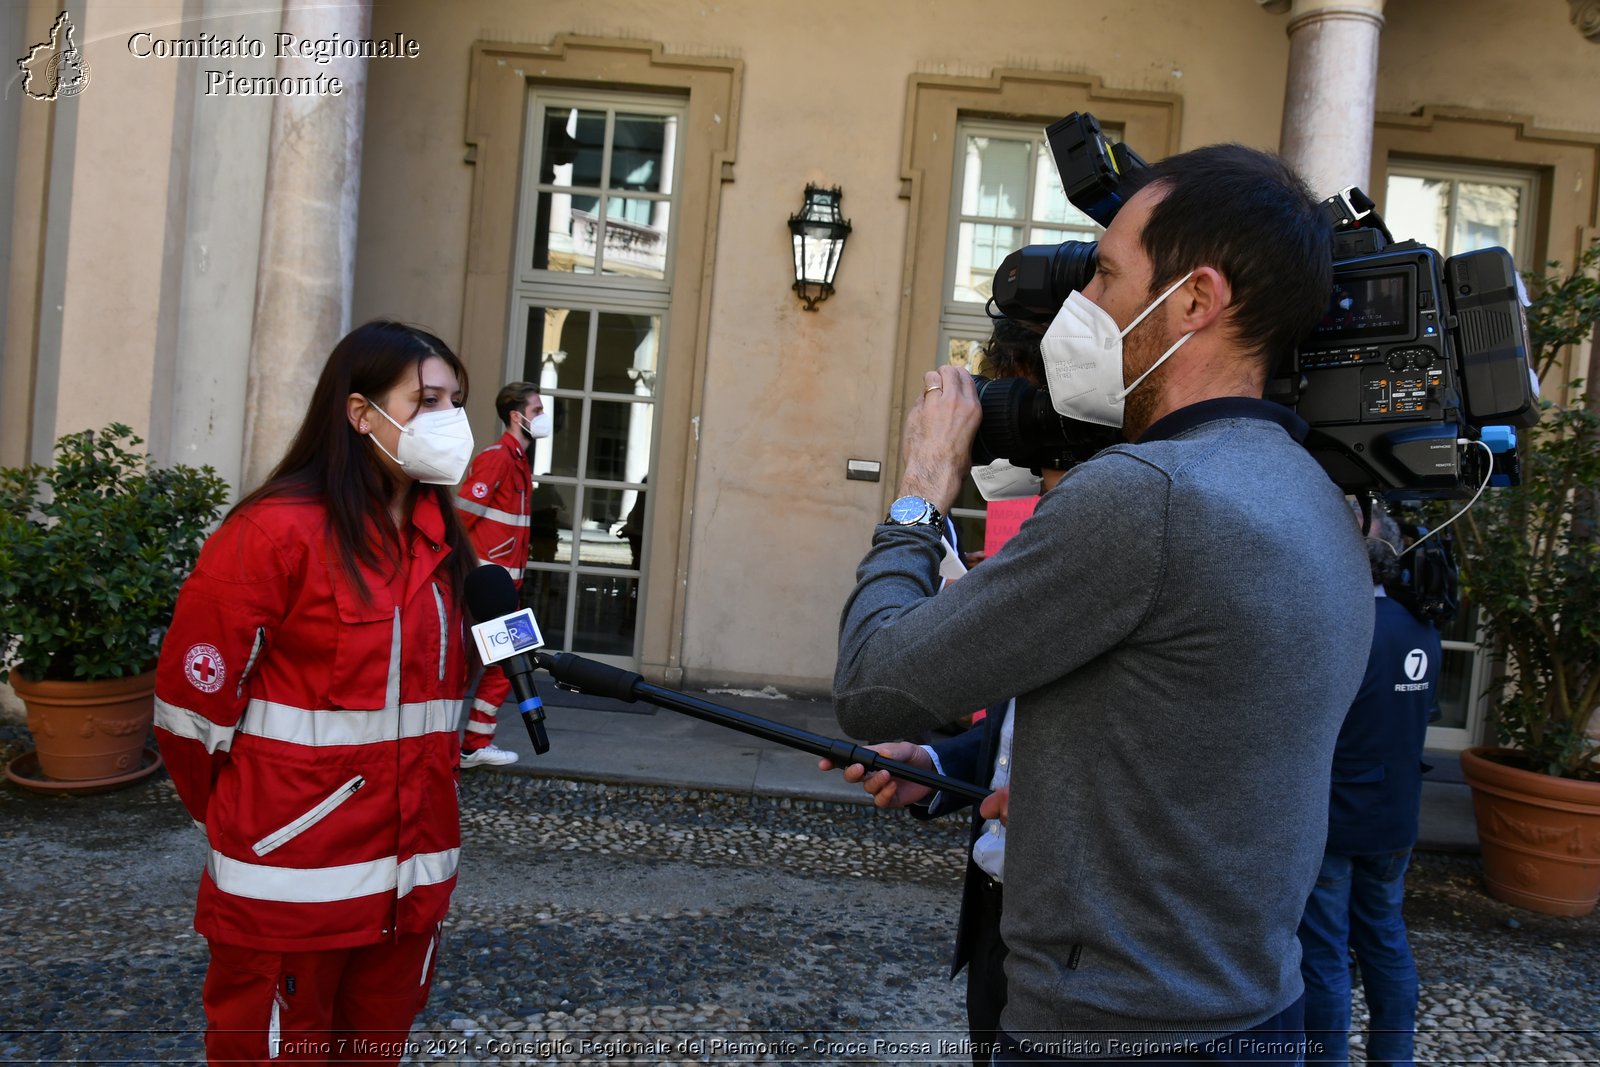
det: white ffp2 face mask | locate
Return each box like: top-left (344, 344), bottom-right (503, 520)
top-left (970, 458), bottom-right (1043, 501)
top-left (1040, 270), bottom-right (1195, 428)
top-left (366, 402), bottom-right (475, 485)
top-left (520, 411), bottom-right (553, 440)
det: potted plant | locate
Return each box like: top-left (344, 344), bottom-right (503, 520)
top-left (0, 424), bottom-right (228, 785)
top-left (1456, 239), bottom-right (1600, 915)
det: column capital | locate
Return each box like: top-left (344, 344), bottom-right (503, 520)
top-left (1261, 0), bottom-right (1386, 34)
top-left (1573, 0), bottom-right (1600, 43)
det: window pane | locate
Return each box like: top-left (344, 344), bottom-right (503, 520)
top-left (524, 306), bottom-right (590, 391)
top-left (529, 398), bottom-right (581, 479)
top-left (577, 486), bottom-right (644, 569)
top-left (1027, 227), bottom-right (1067, 246)
top-left (598, 198), bottom-right (670, 280)
top-left (952, 222), bottom-right (1021, 303)
top-left (532, 190), bottom-right (596, 274)
top-left (1453, 181), bottom-right (1521, 254)
top-left (610, 114), bottom-right (673, 194)
top-left (540, 107), bottom-right (605, 188)
top-left (946, 336), bottom-right (984, 371)
top-left (1033, 152), bottom-right (1096, 227)
top-left (1433, 646), bottom-right (1476, 730)
top-left (593, 313), bottom-right (660, 396)
top-left (960, 136), bottom-right (1030, 219)
top-left (586, 400), bottom-right (654, 482)
top-left (573, 574), bottom-right (638, 655)
top-left (521, 569), bottom-right (569, 647)
top-left (527, 482), bottom-right (574, 565)
top-left (1383, 175), bottom-right (1448, 251)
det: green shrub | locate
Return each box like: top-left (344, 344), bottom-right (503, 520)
top-left (0, 424), bottom-right (228, 682)
top-left (1457, 241), bottom-right (1600, 780)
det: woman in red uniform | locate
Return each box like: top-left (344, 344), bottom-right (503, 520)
top-left (155, 321), bottom-right (478, 1065)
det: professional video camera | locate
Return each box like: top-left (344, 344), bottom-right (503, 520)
top-left (978, 111), bottom-right (1541, 501)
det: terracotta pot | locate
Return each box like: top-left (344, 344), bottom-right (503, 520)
top-left (11, 669), bottom-right (157, 782)
top-left (1460, 746), bottom-right (1600, 917)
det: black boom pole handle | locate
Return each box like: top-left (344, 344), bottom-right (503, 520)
top-left (532, 651), bottom-right (992, 803)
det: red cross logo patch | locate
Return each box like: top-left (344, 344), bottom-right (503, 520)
top-left (184, 643), bottom-right (225, 694)
top-left (471, 482), bottom-right (489, 499)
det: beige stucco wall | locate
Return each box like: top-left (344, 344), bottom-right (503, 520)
top-left (1378, 0), bottom-right (1600, 133)
top-left (354, 0), bottom-right (1294, 691)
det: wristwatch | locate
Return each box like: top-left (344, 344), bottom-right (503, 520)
top-left (885, 495), bottom-right (944, 528)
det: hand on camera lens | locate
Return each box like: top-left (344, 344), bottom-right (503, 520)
top-left (899, 367), bottom-right (981, 513)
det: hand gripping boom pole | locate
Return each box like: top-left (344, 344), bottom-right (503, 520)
top-left (533, 651), bottom-right (992, 804)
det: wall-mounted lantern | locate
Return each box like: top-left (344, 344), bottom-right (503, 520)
top-left (788, 185), bottom-right (852, 311)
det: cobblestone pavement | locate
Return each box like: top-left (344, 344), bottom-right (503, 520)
top-left (1, 751), bottom-right (1596, 1065)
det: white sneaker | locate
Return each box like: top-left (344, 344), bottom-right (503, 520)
top-left (460, 744), bottom-right (519, 768)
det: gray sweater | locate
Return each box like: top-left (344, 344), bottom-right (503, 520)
top-left (835, 405), bottom-right (1373, 1051)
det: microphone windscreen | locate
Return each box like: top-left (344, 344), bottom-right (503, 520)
top-left (465, 563), bottom-right (519, 622)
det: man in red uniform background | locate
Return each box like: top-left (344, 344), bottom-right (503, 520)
top-left (454, 381), bottom-right (552, 767)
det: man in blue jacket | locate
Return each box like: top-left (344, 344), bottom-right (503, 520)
top-left (1298, 507), bottom-right (1442, 1066)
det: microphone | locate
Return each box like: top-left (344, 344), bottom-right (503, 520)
top-left (463, 564), bottom-right (549, 755)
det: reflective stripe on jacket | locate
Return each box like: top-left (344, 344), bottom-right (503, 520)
top-left (154, 493), bottom-right (468, 952)
top-left (454, 429), bottom-right (531, 582)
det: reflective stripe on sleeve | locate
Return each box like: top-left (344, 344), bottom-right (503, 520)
top-left (453, 497), bottom-right (530, 527)
top-left (205, 848), bottom-right (459, 904)
top-left (239, 698), bottom-right (459, 747)
top-left (155, 697), bottom-right (238, 754)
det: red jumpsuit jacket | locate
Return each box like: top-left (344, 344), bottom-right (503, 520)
top-left (454, 430), bottom-right (531, 583)
top-left (154, 493), bottom-right (469, 952)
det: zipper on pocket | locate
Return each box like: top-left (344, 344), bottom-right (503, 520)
top-left (433, 582), bottom-right (447, 681)
top-left (252, 775), bottom-right (365, 856)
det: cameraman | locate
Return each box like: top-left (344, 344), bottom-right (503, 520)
top-left (834, 145), bottom-right (1374, 1064)
top-left (823, 319), bottom-right (1061, 1067)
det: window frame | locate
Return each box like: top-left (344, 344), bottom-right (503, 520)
top-left (462, 36), bottom-right (741, 684)
top-left (1382, 157), bottom-right (1539, 268)
top-left (889, 70), bottom-right (1180, 509)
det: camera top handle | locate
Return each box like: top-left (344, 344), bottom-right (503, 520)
top-left (1044, 112), bottom-right (1149, 228)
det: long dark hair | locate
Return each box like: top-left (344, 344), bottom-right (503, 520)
top-left (234, 320), bottom-right (478, 602)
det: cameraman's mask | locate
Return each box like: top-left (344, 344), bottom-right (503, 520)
top-left (971, 457), bottom-right (1043, 501)
top-left (1040, 271), bottom-right (1194, 428)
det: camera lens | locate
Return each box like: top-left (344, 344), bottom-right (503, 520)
top-left (971, 374), bottom-right (1120, 471)
top-left (991, 240), bottom-right (1099, 322)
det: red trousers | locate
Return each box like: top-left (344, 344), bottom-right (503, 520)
top-left (461, 667), bottom-right (509, 752)
top-left (201, 927), bottom-right (440, 1066)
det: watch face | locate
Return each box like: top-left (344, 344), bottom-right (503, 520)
top-left (889, 496), bottom-right (933, 524)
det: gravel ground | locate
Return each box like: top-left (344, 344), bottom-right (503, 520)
top-left (1, 734), bottom-right (1596, 1065)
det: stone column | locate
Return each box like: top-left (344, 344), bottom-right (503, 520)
top-left (241, 0), bottom-right (373, 489)
top-left (1272, 0), bottom-right (1387, 199)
